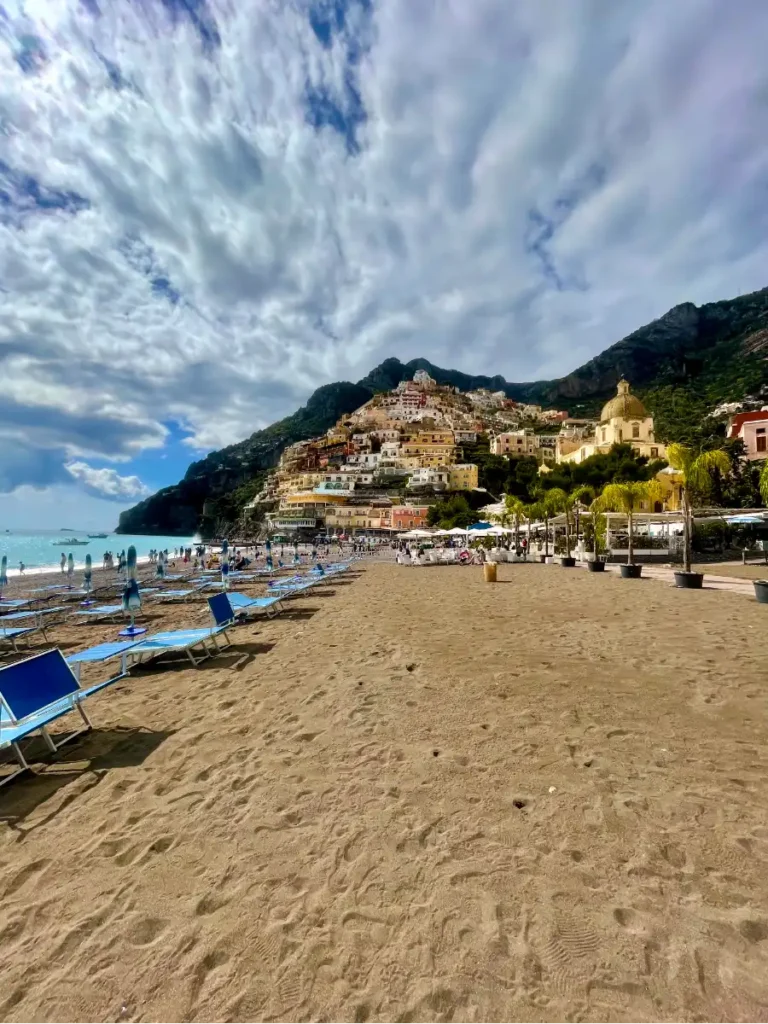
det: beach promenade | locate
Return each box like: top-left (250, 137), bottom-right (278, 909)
top-left (1, 562), bottom-right (767, 1022)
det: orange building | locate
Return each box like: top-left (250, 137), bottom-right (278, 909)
top-left (391, 505), bottom-right (430, 530)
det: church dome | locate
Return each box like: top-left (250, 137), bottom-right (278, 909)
top-left (600, 379), bottom-right (647, 422)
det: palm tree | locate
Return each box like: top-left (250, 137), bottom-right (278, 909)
top-left (667, 444), bottom-right (731, 574)
top-left (571, 485), bottom-right (595, 550)
top-left (541, 488), bottom-right (569, 557)
top-left (601, 480), bottom-right (664, 566)
top-left (760, 460), bottom-right (768, 507)
top-left (524, 499), bottom-right (546, 558)
top-left (503, 495), bottom-right (527, 552)
top-left (577, 490), bottom-right (605, 560)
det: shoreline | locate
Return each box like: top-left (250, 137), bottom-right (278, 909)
top-left (4, 552), bottom-right (162, 580)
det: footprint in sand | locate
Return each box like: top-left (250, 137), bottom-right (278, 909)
top-left (125, 916), bottom-right (168, 946)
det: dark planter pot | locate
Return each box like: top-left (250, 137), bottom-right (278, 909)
top-left (587, 559), bottom-right (606, 572)
top-left (674, 571), bottom-right (704, 590)
top-left (620, 563), bottom-right (643, 579)
top-left (560, 556), bottom-right (576, 567)
top-left (538, 554), bottom-right (547, 563)
top-left (754, 580), bottom-right (768, 605)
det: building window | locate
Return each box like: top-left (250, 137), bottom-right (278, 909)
top-left (632, 424), bottom-right (640, 438)
top-left (650, 447), bottom-right (658, 457)
top-left (601, 429), bottom-right (606, 442)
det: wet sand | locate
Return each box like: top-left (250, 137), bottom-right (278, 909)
top-left (1, 561), bottom-right (768, 1022)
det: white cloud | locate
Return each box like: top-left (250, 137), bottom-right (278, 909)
top-left (0, 0), bottom-right (767, 497)
top-left (65, 461), bottom-right (151, 501)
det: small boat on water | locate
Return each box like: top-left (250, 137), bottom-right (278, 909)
top-left (53, 538), bottom-right (89, 546)
top-left (87, 533), bottom-right (109, 539)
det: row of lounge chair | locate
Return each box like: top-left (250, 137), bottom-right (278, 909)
top-left (0, 562), bottom-right (351, 653)
top-left (0, 563), bottom-right (353, 784)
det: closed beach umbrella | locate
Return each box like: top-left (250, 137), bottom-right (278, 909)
top-left (156, 550), bottom-right (165, 578)
top-left (0, 554), bottom-right (7, 599)
top-left (120, 545), bottom-right (146, 637)
top-left (221, 539), bottom-right (229, 590)
top-left (60, 553), bottom-right (66, 573)
top-left (67, 552), bottom-right (75, 588)
top-left (265, 537), bottom-right (273, 571)
top-left (293, 540), bottom-right (300, 565)
top-left (81, 553), bottom-right (94, 605)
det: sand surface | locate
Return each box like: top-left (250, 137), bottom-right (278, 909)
top-left (2, 561), bottom-right (768, 1022)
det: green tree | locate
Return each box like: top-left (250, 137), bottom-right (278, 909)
top-left (535, 489), bottom-right (568, 558)
top-left (541, 487), bottom-right (570, 556)
top-left (502, 495), bottom-right (528, 550)
top-left (760, 461), bottom-right (768, 507)
top-left (667, 444), bottom-right (731, 573)
top-left (582, 493), bottom-right (608, 559)
top-left (601, 480), bottom-right (664, 566)
top-left (427, 494), bottom-right (475, 530)
top-left (570, 485), bottom-right (596, 553)
top-left (524, 500), bottom-right (545, 558)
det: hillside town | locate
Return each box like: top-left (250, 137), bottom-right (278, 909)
top-left (242, 371), bottom-right (768, 538)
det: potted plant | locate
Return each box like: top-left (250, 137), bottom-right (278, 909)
top-left (755, 462), bottom-right (768, 603)
top-left (582, 493), bottom-right (607, 571)
top-left (539, 494), bottom-right (558, 563)
top-left (524, 501), bottom-right (547, 561)
top-left (601, 480), bottom-right (663, 578)
top-left (503, 496), bottom-right (527, 557)
top-left (667, 444), bottom-right (731, 589)
top-left (543, 488), bottom-right (577, 566)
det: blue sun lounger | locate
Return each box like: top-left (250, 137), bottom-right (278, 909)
top-left (0, 648), bottom-right (127, 784)
top-left (0, 599), bottom-right (33, 612)
top-left (208, 592), bottom-right (283, 627)
top-left (266, 576), bottom-right (322, 596)
top-left (66, 639), bottom-right (145, 682)
top-left (73, 604), bottom-right (126, 623)
top-left (150, 589), bottom-right (196, 602)
top-left (1, 625), bottom-right (48, 653)
top-left (0, 605), bottom-right (66, 625)
top-left (129, 626), bottom-right (231, 668)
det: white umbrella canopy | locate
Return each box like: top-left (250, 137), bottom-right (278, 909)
top-left (446, 527), bottom-right (468, 535)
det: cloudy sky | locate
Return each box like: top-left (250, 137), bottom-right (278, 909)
top-left (1, 0), bottom-right (767, 529)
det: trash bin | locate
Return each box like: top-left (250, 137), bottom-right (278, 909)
top-left (484, 562), bottom-right (497, 583)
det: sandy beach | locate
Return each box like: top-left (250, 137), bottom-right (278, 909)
top-left (2, 560), bottom-right (768, 1022)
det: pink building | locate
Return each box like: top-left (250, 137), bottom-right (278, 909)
top-left (729, 409), bottom-right (768, 460)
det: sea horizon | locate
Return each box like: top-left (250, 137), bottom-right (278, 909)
top-left (0, 530), bottom-right (198, 576)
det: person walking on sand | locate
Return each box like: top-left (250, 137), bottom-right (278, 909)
top-left (18, 561), bottom-right (25, 574)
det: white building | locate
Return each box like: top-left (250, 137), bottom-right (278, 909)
top-left (728, 409), bottom-right (768, 460)
top-left (407, 467), bottom-right (450, 490)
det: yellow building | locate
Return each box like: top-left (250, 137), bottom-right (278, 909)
top-left (652, 467), bottom-right (684, 511)
top-left (325, 505), bottom-right (392, 531)
top-left (558, 380), bottom-right (666, 465)
top-left (448, 464), bottom-right (479, 491)
top-left (399, 431), bottom-right (456, 467)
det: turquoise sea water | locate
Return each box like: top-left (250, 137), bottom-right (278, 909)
top-left (0, 530), bottom-right (197, 575)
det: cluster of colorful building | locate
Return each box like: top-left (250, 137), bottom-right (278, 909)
top-left (246, 369), bottom-right (768, 536)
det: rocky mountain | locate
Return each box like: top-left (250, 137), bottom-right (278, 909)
top-left (117, 286), bottom-right (768, 535)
